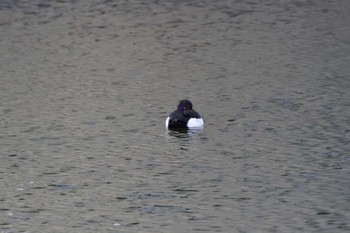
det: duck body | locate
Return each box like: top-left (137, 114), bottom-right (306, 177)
top-left (165, 100), bottom-right (204, 130)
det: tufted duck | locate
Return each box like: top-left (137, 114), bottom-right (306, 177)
top-left (165, 99), bottom-right (204, 129)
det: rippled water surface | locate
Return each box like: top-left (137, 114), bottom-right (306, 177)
top-left (1, 0), bottom-right (349, 232)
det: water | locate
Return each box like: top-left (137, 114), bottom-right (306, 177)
top-left (1, 0), bottom-right (349, 232)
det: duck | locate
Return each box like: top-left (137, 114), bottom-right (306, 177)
top-left (165, 99), bottom-right (204, 129)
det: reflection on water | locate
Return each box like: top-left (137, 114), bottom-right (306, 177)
top-left (1, 0), bottom-right (349, 232)
top-left (166, 128), bottom-right (204, 138)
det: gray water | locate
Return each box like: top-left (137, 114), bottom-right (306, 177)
top-left (1, 0), bottom-right (349, 232)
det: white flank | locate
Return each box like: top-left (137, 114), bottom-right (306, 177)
top-left (165, 117), bottom-right (170, 129)
top-left (187, 118), bottom-right (204, 128)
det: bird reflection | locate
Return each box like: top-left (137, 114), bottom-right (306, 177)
top-left (166, 127), bottom-right (203, 138)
